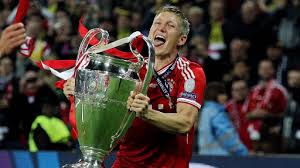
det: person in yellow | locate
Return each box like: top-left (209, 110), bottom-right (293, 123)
top-left (29, 99), bottom-right (72, 152)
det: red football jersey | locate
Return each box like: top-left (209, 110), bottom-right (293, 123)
top-left (246, 80), bottom-right (288, 131)
top-left (247, 80), bottom-right (288, 114)
top-left (112, 56), bottom-right (206, 168)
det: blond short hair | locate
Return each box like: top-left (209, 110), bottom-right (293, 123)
top-left (156, 5), bottom-right (190, 36)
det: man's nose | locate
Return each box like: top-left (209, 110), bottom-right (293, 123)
top-left (157, 23), bottom-right (167, 32)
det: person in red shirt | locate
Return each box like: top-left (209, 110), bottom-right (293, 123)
top-left (225, 79), bottom-right (252, 150)
top-left (63, 5), bottom-right (206, 168)
top-left (246, 59), bottom-right (288, 152)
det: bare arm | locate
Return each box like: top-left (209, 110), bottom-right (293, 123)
top-left (128, 92), bottom-right (198, 134)
top-left (144, 103), bottom-right (198, 134)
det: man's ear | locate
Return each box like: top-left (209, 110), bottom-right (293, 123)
top-left (177, 35), bottom-right (187, 47)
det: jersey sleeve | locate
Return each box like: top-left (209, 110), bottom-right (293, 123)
top-left (177, 66), bottom-right (206, 110)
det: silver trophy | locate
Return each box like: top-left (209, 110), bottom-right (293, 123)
top-left (63, 28), bottom-right (155, 168)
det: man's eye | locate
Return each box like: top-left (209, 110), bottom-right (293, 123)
top-left (169, 24), bottom-right (175, 28)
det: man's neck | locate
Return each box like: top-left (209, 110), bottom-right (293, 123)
top-left (260, 78), bottom-right (273, 87)
top-left (234, 99), bottom-right (246, 104)
top-left (154, 54), bottom-right (177, 71)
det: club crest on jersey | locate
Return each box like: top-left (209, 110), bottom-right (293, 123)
top-left (167, 79), bottom-right (175, 92)
top-left (184, 78), bottom-right (195, 92)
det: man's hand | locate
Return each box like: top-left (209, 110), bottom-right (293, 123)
top-left (0, 23), bottom-right (26, 56)
top-left (63, 78), bottom-right (75, 99)
top-left (127, 91), bottom-right (150, 118)
top-left (247, 108), bottom-right (269, 119)
top-left (127, 91), bottom-right (199, 133)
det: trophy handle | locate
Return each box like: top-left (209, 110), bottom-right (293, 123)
top-left (129, 36), bottom-right (155, 94)
top-left (77, 28), bottom-right (109, 62)
top-left (71, 28), bottom-right (110, 76)
top-left (109, 36), bottom-right (155, 148)
top-left (87, 29), bottom-right (109, 52)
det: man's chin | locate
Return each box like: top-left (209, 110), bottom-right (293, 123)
top-left (154, 45), bottom-right (162, 50)
top-left (154, 48), bottom-right (164, 56)
top-left (261, 77), bottom-right (273, 81)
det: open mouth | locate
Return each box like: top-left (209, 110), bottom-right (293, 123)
top-left (153, 35), bottom-right (166, 47)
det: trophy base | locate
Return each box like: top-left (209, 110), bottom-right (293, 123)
top-left (62, 159), bottom-right (103, 168)
top-left (62, 146), bottom-right (107, 168)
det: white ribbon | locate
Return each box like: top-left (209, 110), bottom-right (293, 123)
top-left (40, 29), bottom-right (142, 80)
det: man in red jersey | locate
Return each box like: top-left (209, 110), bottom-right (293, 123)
top-left (225, 80), bottom-right (252, 150)
top-left (64, 5), bottom-right (206, 168)
top-left (246, 59), bottom-right (287, 152)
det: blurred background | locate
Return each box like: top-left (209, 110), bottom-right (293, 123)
top-left (0, 0), bottom-right (300, 165)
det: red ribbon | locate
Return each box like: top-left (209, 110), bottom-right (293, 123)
top-left (14, 0), bottom-right (30, 23)
top-left (78, 17), bottom-right (99, 46)
top-left (78, 17), bottom-right (143, 61)
top-left (69, 96), bottom-right (78, 139)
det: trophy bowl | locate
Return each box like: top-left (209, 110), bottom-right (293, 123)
top-left (63, 29), bottom-right (155, 168)
top-left (75, 54), bottom-right (139, 167)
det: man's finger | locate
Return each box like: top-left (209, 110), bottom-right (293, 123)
top-left (130, 91), bottom-right (137, 97)
top-left (127, 98), bottom-right (133, 104)
top-left (6, 40), bottom-right (20, 49)
top-left (4, 23), bottom-right (24, 32)
top-left (9, 42), bottom-right (23, 51)
top-left (130, 106), bottom-right (143, 113)
top-left (131, 101), bottom-right (147, 109)
top-left (135, 94), bottom-right (150, 102)
top-left (11, 32), bottom-right (26, 41)
top-left (13, 38), bottom-right (26, 48)
top-left (133, 99), bottom-right (148, 106)
top-left (6, 28), bottom-right (26, 39)
top-left (127, 97), bottom-right (134, 103)
top-left (9, 33), bottom-right (26, 46)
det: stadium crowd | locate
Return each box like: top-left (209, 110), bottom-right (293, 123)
top-left (0, 0), bottom-right (300, 155)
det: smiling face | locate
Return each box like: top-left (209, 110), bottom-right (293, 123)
top-left (149, 11), bottom-right (187, 58)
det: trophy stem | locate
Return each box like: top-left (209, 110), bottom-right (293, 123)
top-left (62, 146), bottom-right (108, 168)
top-left (81, 146), bottom-right (108, 168)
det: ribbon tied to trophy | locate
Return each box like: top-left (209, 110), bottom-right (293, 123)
top-left (14, 0), bottom-right (146, 80)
